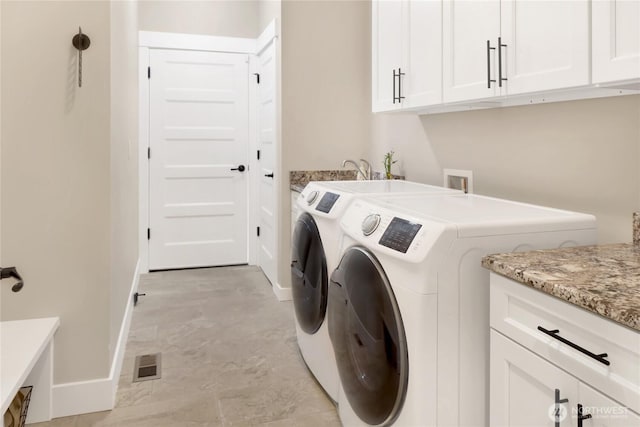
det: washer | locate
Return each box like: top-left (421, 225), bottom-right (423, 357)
top-left (329, 193), bottom-right (597, 426)
top-left (291, 180), bottom-right (459, 401)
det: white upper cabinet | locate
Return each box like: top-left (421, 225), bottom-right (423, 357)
top-left (372, 0), bottom-right (442, 112)
top-left (592, 0), bottom-right (640, 85)
top-left (372, 0), bottom-right (404, 112)
top-left (443, 0), bottom-right (589, 102)
top-left (373, 0), bottom-right (639, 113)
top-left (501, 0), bottom-right (590, 95)
top-left (404, 0), bottom-right (442, 108)
top-left (443, 0), bottom-right (501, 103)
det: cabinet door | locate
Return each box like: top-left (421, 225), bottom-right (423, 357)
top-left (443, 0), bottom-right (501, 102)
top-left (501, 0), bottom-right (590, 95)
top-left (491, 330), bottom-right (578, 427)
top-left (592, 0), bottom-right (640, 84)
top-left (404, 0), bottom-right (442, 108)
top-left (577, 383), bottom-right (640, 427)
top-left (372, 0), bottom-right (403, 112)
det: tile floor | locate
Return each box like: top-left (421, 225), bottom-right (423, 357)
top-left (32, 266), bottom-right (340, 427)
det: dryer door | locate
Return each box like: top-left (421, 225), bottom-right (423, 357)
top-left (329, 247), bottom-right (408, 426)
top-left (291, 213), bottom-right (328, 334)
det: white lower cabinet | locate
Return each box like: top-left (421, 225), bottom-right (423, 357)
top-left (491, 330), bottom-right (577, 427)
top-left (490, 273), bottom-right (640, 427)
top-left (578, 383), bottom-right (640, 427)
top-left (492, 330), bottom-right (640, 427)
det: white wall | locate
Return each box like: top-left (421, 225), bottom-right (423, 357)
top-left (429, 96), bottom-right (640, 244)
top-left (277, 0), bottom-right (640, 293)
top-left (1, 0), bottom-right (140, 391)
top-left (110, 0), bottom-right (139, 362)
top-left (1, 0), bottom-right (112, 382)
top-left (259, 0), bottom-right (281, 33)
top-left (139, 0), bottom-right (259, 38)
top-left (371, 96), bottom-right (640, 245)
top-left (279, 0), bottom-right (372, 288)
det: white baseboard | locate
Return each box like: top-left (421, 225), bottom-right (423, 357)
top-left (52, 378), bottom-right (113, 418)
top-left (52, 259), bottom-right (140, 418)
top-left (272, 282), bottom-right (292, 301)
top-left (110, 259), bottom-right (140, 395)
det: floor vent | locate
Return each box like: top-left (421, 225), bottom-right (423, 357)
top-left (133, 353), bottom-right (162, 382)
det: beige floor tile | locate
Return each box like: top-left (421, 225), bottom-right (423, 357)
top-left (33, 266), bottom-right (338, 427)
top-left (30, 415), bottom-right (78, 427)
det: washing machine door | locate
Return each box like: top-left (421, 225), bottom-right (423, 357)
top-left (329, 247), bottom-right (408, 426)
top-left (291, 213), bottom-right (328, 334)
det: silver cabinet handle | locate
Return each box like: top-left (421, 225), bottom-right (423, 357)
top-left (487, 40), bottom-right (497, 88)
top-left (498, 37), bottom-right (508, 87)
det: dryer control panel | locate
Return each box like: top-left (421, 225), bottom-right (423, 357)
top-left (340, 199), bottom-right (453, 263)
top-left (379, 217), bottom-right (422, 253)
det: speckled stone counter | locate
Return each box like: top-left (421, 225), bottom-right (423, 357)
top-left (289, 170), bottom-right (406, 192)
top-left (289, 170), bottom-right (358, 193)
top-left (482, 244), bottom-right (640, 331)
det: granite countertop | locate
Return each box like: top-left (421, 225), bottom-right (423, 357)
top-left (289, 170), bottom-right (406, 192)
top-left (289, 170), bottom-right (358, 193)
top-left (482, 243), bottom-right (640, 332)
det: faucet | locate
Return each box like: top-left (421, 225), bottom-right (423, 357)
top-left (359, 159), bottom-right (371, 180)
top-left (342, 159), bottom-right (371, 180)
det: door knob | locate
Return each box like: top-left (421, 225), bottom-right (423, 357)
top-left (1, 266), bottom-right (24, 292)
top-left (230, 165), bottom-right (246, 172)
top-left (264, 172), bottom-right (274, 178)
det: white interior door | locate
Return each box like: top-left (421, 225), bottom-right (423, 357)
top-left (256, 41), bottom-right (277, 285)
top-left (149, 49), bottom-right (249, 270)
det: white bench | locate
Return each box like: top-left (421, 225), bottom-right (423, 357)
top-left (1, 318), bottom-right (59, 426)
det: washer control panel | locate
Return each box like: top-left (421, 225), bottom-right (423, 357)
top-left (315, 192), bottom-right (340, 213)
top-left (378, 217), bottom-right (422, 253)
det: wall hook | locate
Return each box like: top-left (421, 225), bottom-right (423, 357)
top-left (1, 266), bottom-right (24, 292)
top-left (72, 27), bottom-right (90, 87)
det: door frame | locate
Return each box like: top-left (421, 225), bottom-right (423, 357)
top-left (253, 22), bottom-right (281, 293)
top-left (138, 28), bottom-right (278, 274)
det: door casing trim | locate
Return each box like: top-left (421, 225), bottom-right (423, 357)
top-left (138, 29), bottom-right (276, 273)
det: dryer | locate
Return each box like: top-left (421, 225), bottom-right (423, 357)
top-left (329, 193), bottom-right (597, 426)
top-left (291, 180), bottom-right (459, 401)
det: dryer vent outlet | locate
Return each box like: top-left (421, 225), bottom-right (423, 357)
top-left (443, 168), bottom-right (473, 194)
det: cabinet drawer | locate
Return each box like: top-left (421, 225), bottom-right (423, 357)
top-left (490, 273), bottom-right (640, 413)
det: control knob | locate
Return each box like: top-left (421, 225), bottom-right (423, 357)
top-left (361, 214), bottom-right (381, 236)
top-left (306, 190), bottom-right (319, 205)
